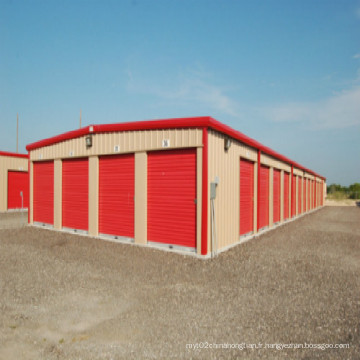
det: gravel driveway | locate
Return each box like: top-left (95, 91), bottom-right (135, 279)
top-left (0, 207), bottom-right (359, 359)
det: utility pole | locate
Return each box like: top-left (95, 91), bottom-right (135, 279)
top-left (80, 109), bottom-right (82, 128)
top-left (16, 113), bottom-right (19, 153)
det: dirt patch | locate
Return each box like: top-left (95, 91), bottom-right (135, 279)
top-left (0, 207), bottom-right (359, 359)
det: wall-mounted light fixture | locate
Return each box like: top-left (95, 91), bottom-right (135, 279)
top-left (224, 138), bottom-right (231, 151)
top-left (85, 135), bottom-right (93, 148)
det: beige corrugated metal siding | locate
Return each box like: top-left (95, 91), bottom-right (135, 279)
top-left (207, 130), bottom-right (257, 252)
top-left (207, 129), bottom-right (326, 254)
top-left (260, 154), bottom-right (291, 172)
top-left (30, 129), bottom-right (203, 161)
top-left (0, 155), bottom-right (28, 212)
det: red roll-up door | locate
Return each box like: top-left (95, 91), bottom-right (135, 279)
top-left (273, 169), bottom-right (281, 223)
top-left (291, 174), bottom-right (296, 217)
top-left (62, 158), bottom-right (89, 231)
top-left (307, 179), bottom-right (310, 210)
top-left (298, 177), bottom-right (302, 214)
top-left (240, 158), bottom-right (254, 236)
top-left (148, 149), bottom-right (196, 249)
top-left (33, 161), bottom-right (54, 225)
top-left (317, 182), bottom-right (320, 207)
top-left (321, 182), bottom-right (323, 206)
top-left (259, 165), bottom-right (269, 230)
top-left (99, 154), bottom-right (134, 238)
top-left (310, 180), bottom-right (313, 209)
top-left (303, 178), bottom-right (306, 212)
top-left (284, 172), bottom-right (290, 220)
top-left (7, 171), bottom-right (29, 209)
top-left (312, 180), bottom-right (315, 209)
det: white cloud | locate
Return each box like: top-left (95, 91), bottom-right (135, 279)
top-left (353, 53), bottom-right (360, 59)
top-left (264, 86), bottom-right (360, 129)
top-left (126, 68), bottom-right (241, 118)
top-left (126, 65), bottom-right (360, 130)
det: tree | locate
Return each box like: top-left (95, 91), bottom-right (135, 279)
top-left (349, 183), bottom-right (360, 199)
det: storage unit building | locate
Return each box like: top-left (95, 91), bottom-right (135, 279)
top-left (26, 117), bottom-right (326, 257)
top-left (0, 151), bottom-right (29, 212)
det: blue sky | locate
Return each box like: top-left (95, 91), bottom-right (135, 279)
top-left (1, 0), bottom-right (359, 185)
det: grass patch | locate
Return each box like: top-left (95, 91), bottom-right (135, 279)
top-left (326, 191), bottom-right (349, 200)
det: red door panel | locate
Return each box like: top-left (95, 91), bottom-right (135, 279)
top-left (147, 149), bottom-right (196, 249)
top-left (8, 171), bottom-right (29, 209)
top-left (321, 182), bottom-right (323, 206)
top-left (33, 161), bottom-right (54, 225)
top-left (284, 172), bottom-right (290, 220)
top-left (99, 154), bottom-right (135, 238)
top-left (240, 158), bottom-right (254, 236)
top-left (273, 169), bottom-right (281, 223)
top-left (303, 178), bottom-right (306, 212)
top-left (317, 182), bottom-right (320, 207)
top-left (310, 180), bottom-right (313, 209)
top-left (298, 176), bottom-right (302, 214)
top-left (291, 174), bottom-right (296, 217)
top-left (307, 179), bottom-right (310, 211)
top-left (259, 165), bottom-right (269, 229)
top-left (62, 158), bottom-right (89, 231)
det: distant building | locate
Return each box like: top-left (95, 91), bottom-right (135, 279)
top-left (0, 151), bottom-right (29, 212)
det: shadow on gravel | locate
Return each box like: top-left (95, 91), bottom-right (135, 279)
top-left (356, 201), bottom-right (360, 207)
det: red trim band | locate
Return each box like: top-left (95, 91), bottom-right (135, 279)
top-left (257, 150), bottom-right (261, 232)
top-left (28, 160), bottom-right (30, 224)
top-left (26, 116), bottom-right (325, 181)
top-left (0, 150), bottom-right (28, 159)
top-left (201, 127), bottom-right (208, 256)
top-left (291, 165), bottom-right (294, 218)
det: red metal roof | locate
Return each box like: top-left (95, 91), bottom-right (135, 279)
top-left (25, 116), bottom-right (326, 180)
top-left (0, 150), bottom-right (28, 159)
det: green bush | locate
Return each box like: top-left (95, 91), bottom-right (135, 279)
top-left (349, 192), bottom-right (360, 200)
top-left (327, 182), bottom-right (360, 200)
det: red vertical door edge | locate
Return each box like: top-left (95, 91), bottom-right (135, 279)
top-left (201, 127), bottom-right (208, 255)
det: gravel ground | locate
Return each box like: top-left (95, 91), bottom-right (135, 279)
top-left (0, 207), bottom-right (359, 360)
